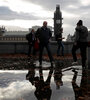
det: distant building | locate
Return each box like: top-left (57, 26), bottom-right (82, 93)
top-left (66, 34), bottom-right (73, 42)
top-left (32, 26), bottom-right (40, 31)
top-left (0, 26), bottom-right (6, 36)
top-left (32, 25), bottom-right (53, 31)
top-left (5, 31), bottom-right (28, 36)
top-left (0, 30), bottom-right (28, 41)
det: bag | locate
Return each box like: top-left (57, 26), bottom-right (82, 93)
top-left (26, 33), bottom-right (30, 41)
top-left (34, 40), bottom-right (39, 51)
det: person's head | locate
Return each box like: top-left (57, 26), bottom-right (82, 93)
top-left (77, 20), bottom-right (83, 26)
top-left (56, 80), bottom-right (63, 89)
top-left (31, 29), bottom-right (35, 33)
top-left (56, 81), bottom-right (60, 89)
top-left (43, 21), bottom-right (47, 27)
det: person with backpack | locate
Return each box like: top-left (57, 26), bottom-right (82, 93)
top-left (72, 20), bottom-right (88, 69)
top-left (26, 29), bottom-right (36, 57)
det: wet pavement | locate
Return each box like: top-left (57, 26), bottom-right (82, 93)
top-left (0, 54), bottom-right (81, 70)
top-left (0, 61), bottom-right (90, 100)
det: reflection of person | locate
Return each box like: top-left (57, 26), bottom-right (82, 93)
top-left (26, 68), bottom-right (35, 85)
top-left (72, 69), bottom-right (88, 100)
top-left (72, 20), bottom-right (88, 69)
top-left (26, 29), bottom-right (36, 57)
top-left (54, 67), bottom-right (63, 89)
top-left (56, 28), bottom-right (64, 56)
top-left (34, 68), bottom-right (53, 100)
top-left (36, 21), bottom-right (54, 66)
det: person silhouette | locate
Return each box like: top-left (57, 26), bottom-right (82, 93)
top-left (26, 67), bottom-right (35, 85)
top-left (72, 68), bottom-right (88, 100)
top-left (56, 28), bottom-right (65, 56)
top-left (33, 68), bottom-right (53, 100)
top-left (36, 21), bottom-right (54, 67)
top-left (26, 29), bottom-right (36, 57)
top-left (54, 67), bottom-right (63, 89)
top-left (72, 20), bottom-right (88, 69)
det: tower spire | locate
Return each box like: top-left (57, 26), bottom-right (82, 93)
top-left (54, 4), bottom-right (63, 39)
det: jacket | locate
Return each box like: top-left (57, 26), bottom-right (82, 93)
top-left (26, 32), bottom-right (35, 43)
top-left (74, 26), bottom-right (88, 42)
top-left (36, 27), bottom-right (52, 44)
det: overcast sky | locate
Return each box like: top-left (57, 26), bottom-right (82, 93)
top-left (0, 0), bottom-right (90, 37)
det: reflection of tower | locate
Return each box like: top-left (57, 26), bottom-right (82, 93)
top-left (54, 5), bottom-right (63, 38)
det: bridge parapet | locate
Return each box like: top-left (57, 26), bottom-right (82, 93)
top-left (0, 41), bottom-right (77, 55)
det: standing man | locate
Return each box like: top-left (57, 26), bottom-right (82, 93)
top-left (26, 29), bottom-right (36, 57)
top-left (36, 21), bottom-right (54, 66)
top-left (72, 20), bottom-right (88, 69)
top-left (56, 28), bottom-right (64, 56)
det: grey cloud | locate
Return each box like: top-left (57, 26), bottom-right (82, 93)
top-left (24, 0), bottom-right (90, 18)
top-left (24, 0), bottom-right (79, 11)
top-left (0, 0), bottom-right (90, 34)
top-left (23, 0), bottom-right (82, 19)
top-left (24, 0), bottom-right (90, 31)
top-left (0, 6), bottom-right (42, 20)
top-left (0, 71), bottom-right (34, 100)
top-left (23, 0), bottom-right (59, 11)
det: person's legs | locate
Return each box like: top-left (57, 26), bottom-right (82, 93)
top-left (57, 41), bottom-right (60, 56)
top-left (28, 44), bottom-right (32, 57)
top-left (45, 44), bottom-right (54, 65)
top-left (33, 48), bottom-right (36, 56)
top-left (39, 44), bottom-right (44, 66)
top-left (72, 44), bottom-right (79, 62)
top-left (80, 42), bottom-right (87, 68)
top-left (32, 42), bottom-right (36, 56)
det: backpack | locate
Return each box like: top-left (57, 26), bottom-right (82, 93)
top-left (26, 33), bottom-right (31, 41)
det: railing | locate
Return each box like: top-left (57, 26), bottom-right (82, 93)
top-left (0, 37), bottom-right (26, 41)
top-left (0, 41), bottom-right (75, 55)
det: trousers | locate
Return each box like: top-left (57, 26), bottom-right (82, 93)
top-left (72, 42), bottom-right (87, 67)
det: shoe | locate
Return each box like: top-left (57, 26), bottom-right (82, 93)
top-left (72, 61), bottom-right (78, 65)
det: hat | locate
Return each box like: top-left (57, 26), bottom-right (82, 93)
top-left (77, 20), bottom-right (83, 25)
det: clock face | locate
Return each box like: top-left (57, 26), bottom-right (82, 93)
top-left (56, 20), bottom-right (61, 24)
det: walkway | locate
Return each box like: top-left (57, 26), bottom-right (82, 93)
top-left (0, 54), bottom-right (81, 70)
top-left (0, 54), bottom-right (90, 100)
top-left (0, 63), bottom-right (90, 100)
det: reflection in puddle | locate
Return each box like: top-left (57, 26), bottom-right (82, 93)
top-left (0, 63), bottom-right (90, 100)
